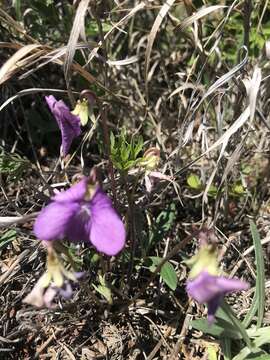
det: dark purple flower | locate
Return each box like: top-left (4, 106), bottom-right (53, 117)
top-left (45, 95), bottom-right (81, 156)
top-left (187, 271), bottom-right (249, 323)
top-left (34, 177), bottom-right (126, 256)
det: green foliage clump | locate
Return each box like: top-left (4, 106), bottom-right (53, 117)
top-left (110, 128), bottom-right (144, 171)
top-left (0, 147), bottom-right (30, 182)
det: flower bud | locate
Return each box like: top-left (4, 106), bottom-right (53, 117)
top-left (72, 98), bottom-right (89, 126)
top-left (140, 147), bottom-right (160, 170)
top-left (186, 245), bottom-right (219, 279)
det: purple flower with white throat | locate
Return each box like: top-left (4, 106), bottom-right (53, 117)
top-left (187, 271), bottom-right (249, 324)
top-left (34, 177), bottom-right (126, 256)
top-left (45, 95), bottom-right (81, 156)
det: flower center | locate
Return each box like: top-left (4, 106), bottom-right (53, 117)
top-left (79, 203), bottom-right (91, 221)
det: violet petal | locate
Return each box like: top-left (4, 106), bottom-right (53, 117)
top-left (215, 276), bottom-right (249, 293)
top-left (45, 95), bottom-right (81, 156)
top-left (58, 282), bottom-right (73, 299)
top-left (89, 188), bottom-right (126, 256)
top-left (187, 271), bottom-right (249, 304)
top-left (34, 201), bottom-right (79, 241)
top-left (53, 177), bottom-right (87, 203)
top-left (207, 295), bottom-right (222, 325)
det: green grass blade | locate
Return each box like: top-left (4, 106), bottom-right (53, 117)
top-left (243, 289), bottom-right (258, 328)
top-left (250, 220), bottom-right (265, 328)
top-left (221, 337), bottom-right (232, 360)
top-left (220, 301), bottom-right (252, 350)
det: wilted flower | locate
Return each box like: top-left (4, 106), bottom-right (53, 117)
top-left (23, 245), bottom-right (84, 308)
top-left (139, 147), bottom-right (172, 193)
top-left (45, 95), bottom-right (81, 156)
top-left (144, 171), bottom-right (172, 193)
top-left (187, 271), bottom-right (249, 324)
top-left (34, 176), bottom-right (126, 256)
top-left (186, 243), bottom-right (249, 323)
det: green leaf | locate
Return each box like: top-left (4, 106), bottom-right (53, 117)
top-left (241, 164), bottom-right (252, 175)
top-left (0, 230), bottom-right (17, 251)
top-left (148, 257), bottom-right (177, 291)
top-left (187, 174), bottom-right (202, 189)
top-left (221, 337), bottom-right (232, 360)
top-left (232, 327), bottom-right (270, 360)
top-left (232, 348), bottom-right (265, 360)
top-left (0, 147), bottom-right (30, 182)
top-left (156, 203), bottom-right (176, 232)
top-left (110, 128), bottom-right (144, 170)
top-left (220, 301), bottom-right (252, 350)
top-left (250, 220), bottom-right (265, 328)
top-left (160, 261), bottom-right (178, 291)
top-left (12, 0), bottom-right (21, 19)
top-left (133, 136), bottom-right (144, 158)
top-left (93, 275), bottom-right (112, 304)
top-left (86, 21), bottom-right (112, 36)
top-left (243, 291), bottom-right (258, 328)
top-left (231, 183), bottom-right (245, 195)
top-left (208, 184), bottom-right (218, 197)
top-left (191, 318), bottom-right (242, 339)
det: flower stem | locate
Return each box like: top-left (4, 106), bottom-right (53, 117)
top-left (92, 2), bottom-right (117, 207)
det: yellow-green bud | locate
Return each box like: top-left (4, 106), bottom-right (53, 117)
top-left (187, 245), bottom-right (219, 279)
top-left (140, 147), bottom-right (160, 170)
top-left (72, 98), bottom-right (89, 126)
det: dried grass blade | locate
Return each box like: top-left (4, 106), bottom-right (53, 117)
top-left (249, 66), bottom-right (261, 122)
top-left (0, 42), bottom-right (21, 50)
top-left (168, 83), bottom-right (204, 99)
top-left (88, 2), bottom-right (145, 63)
top-left (107, 56), bottom-right (139, 66)
top-left (212, 106), bottom-right (251, 160)
top-left (0, 8), bottom-right (38, 43)
top-left (145, 0), bottom-right (176, 98)
top-left (186, 46), bottom-right (248, 124)
top-left (0, 44), bottom-right (41, 85)
top-left (64, 0), bottom-right (90, 85)
top-left (174, 5), bottom-right (226, 32)
top-left (0, 88), bottom-right (76, 113)
top-left (0, 214), bottom-right (37, 228)
top-left (203, 106), bottom-right (250, 202)
top-left (193, 46), bottom-right (248, 113)
top-left (179, 107), bottom-right (251, 177)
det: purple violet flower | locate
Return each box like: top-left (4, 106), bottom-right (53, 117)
top-left (34, 177), bottom-right (126, 256)
top-left (45, 95), bottom-right (81, 156)
top-left (187, 271), bottom-right (249, 323)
